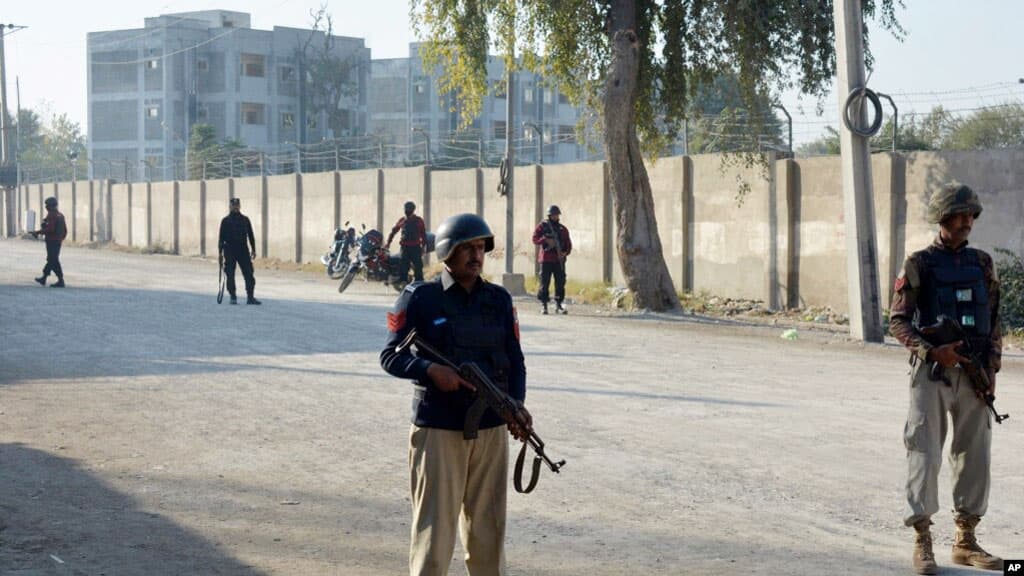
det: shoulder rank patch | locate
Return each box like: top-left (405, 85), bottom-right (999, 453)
top-left (894, 276), bottom-right (907, 292)
top-left (387, 310), bottom-right (407, 333)
top-left (512, 306), bottom-right (520, 341)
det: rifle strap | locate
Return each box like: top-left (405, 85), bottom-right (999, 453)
top-left (513, 441), bottom-right (542, 494)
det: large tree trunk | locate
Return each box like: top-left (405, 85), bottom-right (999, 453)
top-left (604, 5), bottom-right (681, 312)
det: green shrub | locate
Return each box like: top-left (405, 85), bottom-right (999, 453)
top-left (994, 248), bottom-right (1024, 332)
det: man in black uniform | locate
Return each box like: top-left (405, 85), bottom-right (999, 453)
top-left (387, 201), bottom-right (427, 284)
top-left (32, 196), bottom-right (68, 288)
top-left (218, 198), bottom-right (261, 305)
top-left (380, 213), bottom-right (530, 576)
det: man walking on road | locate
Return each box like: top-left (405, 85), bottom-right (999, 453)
top-left (531, 205), bottom-right (572, 315)
top-left (218, 198), bottom-right (260, 305)
top-left (32, 196), bottom-right (68, 288)
top-left (889, 183), bottom-right (1004, 575)
top-left (381, 213), bottom-right (530, 576)
top-left (387, 201), bottom-right (427, 284)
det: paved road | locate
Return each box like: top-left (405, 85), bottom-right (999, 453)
top-left (1, 238), bottom-right (1021, 575)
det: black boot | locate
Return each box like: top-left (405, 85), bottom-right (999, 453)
top-left (556, 301), bottom-right (567, 315)
top-left (51, 278), bottom-right (66, 288)
top-left (246, 295), bottom-right (262, 305)
top-left (34, 276), bottom-right (47, 286)
top-left (541, 302), bottom-right (549, 315)
top-left (230, 295), bottom-right (238, 305)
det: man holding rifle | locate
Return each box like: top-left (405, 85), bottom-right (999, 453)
top-left (889, 183), bottom-right (1004, 575)
top-left (532, 205), bottom-right (572, 315)
top-left (381, 213), bottom-right (529, 576)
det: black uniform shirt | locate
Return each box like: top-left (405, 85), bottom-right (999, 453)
top-left (380, 269), bottom-right (526, 430)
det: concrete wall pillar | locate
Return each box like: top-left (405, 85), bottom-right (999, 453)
top-left (200, 180), bottom-right (208, 256)
top-left (602, 162), bottom-right (613, 284)
top-left (294, 172), bottom-right (303, 263)
top-left (173, 181), bottom-right (181, 254)
top-left (475, 168), bottom-right (484, 217)
top-left (260, 176), bottom-right (268, 258)
top-left (376, 169), bottom-right (385, 233)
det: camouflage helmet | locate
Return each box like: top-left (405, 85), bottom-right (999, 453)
top-left (928, 182), bottom-right (982, 224)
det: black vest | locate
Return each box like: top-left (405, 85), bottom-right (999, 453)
top-left (439, 284), bottom-right (511, 393)
top-left (915, 247), bottom-right (991, 351)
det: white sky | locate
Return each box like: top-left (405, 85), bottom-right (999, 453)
top-left (3, 0), bottom-right (1023, 145)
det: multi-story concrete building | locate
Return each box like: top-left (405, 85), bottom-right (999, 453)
top-left (370, 44), bottom-right (596, 167)
top-left (87, 10), bottom-right (370, 181)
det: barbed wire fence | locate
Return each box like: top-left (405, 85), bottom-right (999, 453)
top-left (16, 81), bottom-right (1024, 184)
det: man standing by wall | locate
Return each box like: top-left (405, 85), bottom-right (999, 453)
top-left (531, 205), bottom-right (572, 315)
top-left (380, 213), bottom-right (529, 576)
top-left (889, 183), bottom-right (1003, 575)
top-left (219, 197), bottom-right (261, 305)
top-left (32, 197), bottom-right (68, 288)
top-left (388, 201), bottom-right (427, 284)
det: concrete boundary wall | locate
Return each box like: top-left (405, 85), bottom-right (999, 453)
top-left (22, 150), bottom-right (1024, 313)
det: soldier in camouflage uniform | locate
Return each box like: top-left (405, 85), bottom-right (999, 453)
top-left (889, 183), bottom-right (1004, 575)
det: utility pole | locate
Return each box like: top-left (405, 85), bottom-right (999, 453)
top-left (833, 0), bottom-right (884, 342)
top-left (500, 57), bottom-right (525, 294)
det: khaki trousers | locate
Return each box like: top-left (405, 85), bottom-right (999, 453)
top-left (409, 425), bottom-right (508, 576)
top-left (903, 361), bottom-right (991, 526)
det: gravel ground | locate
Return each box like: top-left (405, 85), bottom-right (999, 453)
top-left (1, 237), bottom-right (1021, 575)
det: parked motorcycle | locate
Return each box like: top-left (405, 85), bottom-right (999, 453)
top-left (337, 224), bottom-right (435, 294)
top-left (321, 222), bottom-right (356, 279)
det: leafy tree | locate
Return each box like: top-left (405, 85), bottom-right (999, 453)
top-left (413, 0), bottom-right (902, 311)
top-left (187, 124), bottom-right (249, 179)
top-left (11, 108), bottom-right (87, 182)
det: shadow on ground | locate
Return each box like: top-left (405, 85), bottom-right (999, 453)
top-left (0, 284), bottom-right (389, 384)
top-left (0, 443), bottom-right (265, 575)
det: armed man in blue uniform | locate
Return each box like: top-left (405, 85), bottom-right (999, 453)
top-left (380, 213), bottom-right (530, 576)
top-left (889, 183), bottom-right (1004, 575)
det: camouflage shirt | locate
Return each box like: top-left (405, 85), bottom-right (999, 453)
top-left (889, 236), bottom-right (1002, 372)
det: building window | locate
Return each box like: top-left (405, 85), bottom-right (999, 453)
top-left (559, 92), bottom-right (570, 105)
top-left (241, 102), bottom-right (266, 125)
top-left (146, 105), bottom-right (160, 118)
top-left (197, 58), bottom-right (209, 72)
top-left (415, 83), bottom-right (426, 94)
top-left (146, 59), bottom-right (160, 70)
top-left (544, 89), bottom-right (554, 105)
top-left (493, 120), bottom-right (507, 140)
top-left (524, 89), bottom-right (533, 104)
top-left (281, 112), bottom-right (295, 127)
top-left (280, 66), bottom-right (295, 83)
top-left (306, 114), bottom-right (318, 129)
top-left (240, 54), bottom-right (265, 78)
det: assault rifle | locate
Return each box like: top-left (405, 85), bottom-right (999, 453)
top-left (918, 315), bottom-right (1009, 424)
top-left (396, 329), bottom-right (565, 493)
top-left (542, 220), bottom-right (566, 266)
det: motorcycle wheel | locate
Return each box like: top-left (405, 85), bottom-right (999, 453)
top-left (337, 268), bottom-right (359, 293)
top-left (328, 260), bottom-right (347, 279)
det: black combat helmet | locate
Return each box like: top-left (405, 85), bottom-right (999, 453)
top-left (434, 213), bottom-right (494, 261)
top-left (547, 204), bottom-right (561, 216)
top-left (404, 201), bottom-right (416, 214)
top-left (44, 197), bottom-right (58, 209)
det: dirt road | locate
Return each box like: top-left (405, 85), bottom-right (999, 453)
top-left (1, 238), bottom-right (1021, 575)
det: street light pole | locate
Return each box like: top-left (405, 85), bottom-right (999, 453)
top-left (412, 127), bottom-right (431, 166)
top-left (522, 121), bottom-right (542, 165)
top-left (771, 103), bottom-right (792, 153)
